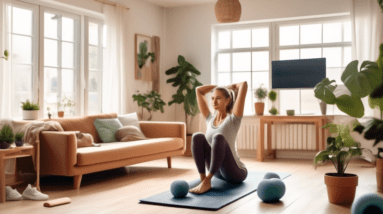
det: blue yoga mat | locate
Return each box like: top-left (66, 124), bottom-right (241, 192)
top-left (139, 171), bottom-right (291, 211)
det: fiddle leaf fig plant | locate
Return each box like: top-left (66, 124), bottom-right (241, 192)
top-left (314, 60), bottom-right (381, 118)
top-left (165, 55), bottom-right (203, 134)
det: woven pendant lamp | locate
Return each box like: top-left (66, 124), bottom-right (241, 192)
top-left (215, 0), bottom-right (242, 23)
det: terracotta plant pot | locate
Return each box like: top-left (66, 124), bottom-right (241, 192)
top-left (376, 158), bottom-right (383, 193)
top-left (325, 173), bottom-right (358, 204)
top-left (255, 102), bottom-right (265, 116)
top-left (58, 111), bottom-right (64, 118)
top-left (0, 142), bottom-right (11, 149)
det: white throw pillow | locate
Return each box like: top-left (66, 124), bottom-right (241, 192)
top-left (117, 112), bottom-right (141, 129)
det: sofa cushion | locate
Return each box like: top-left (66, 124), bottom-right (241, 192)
top-left (118, 112), bottom-right (140, 128)
top-left (116, 125), bottom-right (147, 142)
top-left (94, 118), bottom-right (123, 143)
top-left (76, 137), bottom-right (183, 166)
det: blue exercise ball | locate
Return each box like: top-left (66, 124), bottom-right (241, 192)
top-left (351, 193), bottom-right (383, 214)
top-left (257, 178), bottom-right (286, 203)
top-left (170, 180), bottom-right (189, 198)
top-left (264, 172), bottom-right (280, 180)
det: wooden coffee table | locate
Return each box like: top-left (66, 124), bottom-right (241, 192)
top-left (0, 144), bottom-right (40, 203)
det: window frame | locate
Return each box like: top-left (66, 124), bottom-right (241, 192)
top-left (8, 0), bottom-right (39, 118)
top-left (84, 16), bottom-right (104, 115)
top-left (39, 6), bottom-right (81, 117)
top-left (212, 14), bottom-right (351, 116)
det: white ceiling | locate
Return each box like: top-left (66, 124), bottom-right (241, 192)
top-left (143, 0), bottom-right (217, 8)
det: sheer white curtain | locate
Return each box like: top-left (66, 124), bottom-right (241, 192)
top-left (0, 0), bottom-right (11, 119)
top-left (102, 4), bottom-right (128, 114)
top-left (350, 0), bottom-right (383, 119)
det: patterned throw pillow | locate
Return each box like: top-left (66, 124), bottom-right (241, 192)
top-left (94, 118), bottom-right (123, 143)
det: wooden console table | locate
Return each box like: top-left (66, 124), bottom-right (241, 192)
top-left (0, 145), bottom-right (40, 203)
top-left (257, 115), bottom-right (328, 162)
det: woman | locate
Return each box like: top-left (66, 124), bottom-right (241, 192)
top-left (189, 81), bottom-right (248, 194)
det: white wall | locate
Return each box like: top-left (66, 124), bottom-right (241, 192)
top-left (52, 0), bottom-right (173, 121)
top-left (164, 0), bottom-right (352, 131)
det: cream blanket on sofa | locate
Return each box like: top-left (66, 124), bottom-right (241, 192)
top-left (0, 119), bottom-right (64, 174)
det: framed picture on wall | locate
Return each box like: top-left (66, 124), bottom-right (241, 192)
top-left (135, 34), bottom-right (154, 80)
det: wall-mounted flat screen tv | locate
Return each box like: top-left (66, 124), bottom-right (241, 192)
top-left (271, 58), bottom-right (326, 89)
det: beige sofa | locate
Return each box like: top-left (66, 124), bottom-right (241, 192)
top-left (39, 113), bottom-right (186, 189)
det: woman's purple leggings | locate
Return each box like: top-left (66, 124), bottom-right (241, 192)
top-left (191, 132), bottom-right (247, 183)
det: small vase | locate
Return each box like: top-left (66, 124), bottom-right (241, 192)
top-left (0, 142), bottom-right (11, 149)
top-left (320, 101), bottom-right (327, 115)
top-left (15, 141), bottom-right (24, 147)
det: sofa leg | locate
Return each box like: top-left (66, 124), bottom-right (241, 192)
top-left (167, 157), bottom-right (172, 168)
top-left (74, 175), bottom-right (82, 189)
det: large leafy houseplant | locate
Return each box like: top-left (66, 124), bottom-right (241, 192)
top-left (132, 90), bottom-right (166, 121)
top-left (165, 55), bottom-right (203, 134)
top-left (314, 123), bottom-right (362, 176)
top-left (315, 41), bottom-right (383, 192)
top-left (314, 122), bottom-right (362, 204)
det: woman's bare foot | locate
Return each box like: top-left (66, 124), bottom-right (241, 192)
top-left (189, 177), bottom-right (212, 194)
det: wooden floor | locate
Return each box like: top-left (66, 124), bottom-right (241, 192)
top-left (0, 156), bottom-right (380, 214)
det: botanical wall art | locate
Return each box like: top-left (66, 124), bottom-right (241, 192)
top-left (135, 34), bottom-right (155, 80)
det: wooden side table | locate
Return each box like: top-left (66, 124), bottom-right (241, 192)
top-left (0, 144), bottom-right (40, 203)
top-left (257, 115), bottom-right (328, 162)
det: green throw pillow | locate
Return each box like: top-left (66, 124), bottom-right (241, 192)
top-left (94, 118), bottom-right (123, 143)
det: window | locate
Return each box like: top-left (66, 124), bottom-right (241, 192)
top-left (85, 18), bottom-right (105, 115)
top-left (6, 1), bottom-right (105, 119)
top-left (213, 15), bottom-right (351, 116)
top-left (216, 25), bottom-right (271, 115)
top-left (8, 2), bottom-right (39, 118)
top-left (42, 8), bottom-right (80, 116)
top-left (277, 19), bottom-right (352, 115)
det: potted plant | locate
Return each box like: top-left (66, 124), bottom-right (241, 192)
top-left (314, 41), bottom-right (383, 192)
top-left (58, 97), bottom-right (76, 118)
top-left (268, 90), bottom-right (278, 115)
top-left (21, 99), bottom-right (40, 120)
top-left (14, 132), bottom-right (24, 147)
top-left (0, 125), bottom-right (14, 149)
top-left (314, 122), bottom-right (362, 204)
top-left (165, 55), bottom-right (203, 156)
top-left (47, 107), bottom-right (52, 119)
top-left (254, 84), bottom-right (268, 116)
top-left (132, 90), bottom-right (166, 121)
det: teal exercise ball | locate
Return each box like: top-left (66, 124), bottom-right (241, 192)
top-left (351, 193), bottom-right (383, 214)
top-left (170, 180), bottom-right (189, 198)
top-left (264, 172), bottom-right (280, 179)
top-left (257, 178), bottom-right (286, 203)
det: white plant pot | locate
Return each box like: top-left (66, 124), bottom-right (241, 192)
top-left (22, 110), bottom-right (39, 120)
